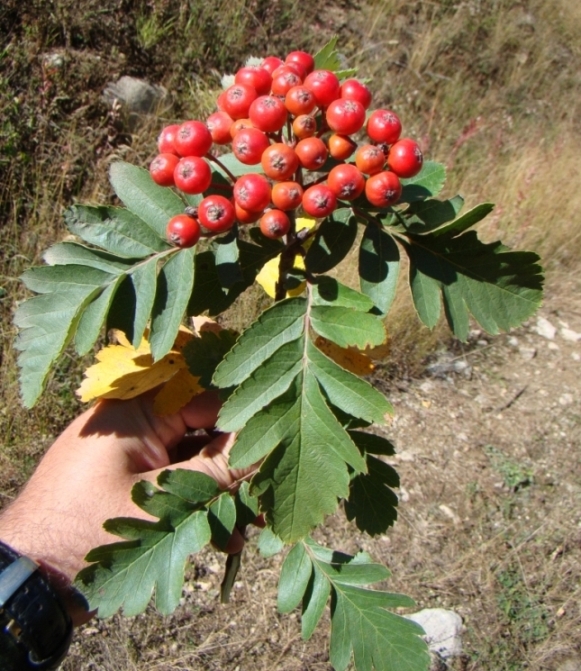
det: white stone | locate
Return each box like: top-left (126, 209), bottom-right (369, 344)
top-left (562, 328), bottom-right (581, 342)
top-left (508, 336), bottom-right (519, 347)
top-left (102, 76), bottom-right (166, 114)
top-left (519, 346), bottom-right (536, 360)
top-left (407, 608), bottom-right (463, 659)
top-left (559, 394), bottom-right (574, 406)
top-left (534, 316), bottom-right (557, 340)
top-left (548, 342), bottom-right (560, 351)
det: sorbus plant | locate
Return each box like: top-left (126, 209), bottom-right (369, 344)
top-left (14, 38), bottom-right (543, 671)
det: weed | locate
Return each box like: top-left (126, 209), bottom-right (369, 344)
top-left (484, 445), bottom-right (533, 492)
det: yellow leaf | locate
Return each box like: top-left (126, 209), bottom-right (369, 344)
top-left (314, 336), bottom-right (375, 377)
top-left (255, 255), bottom-right (306, 298)
top-left (255, 217), bottom-right (316, 298)
top-left (153, 368), bottom-right (204, 415)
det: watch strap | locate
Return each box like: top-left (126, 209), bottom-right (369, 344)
top-left (0, 541), bottom-right (73, 670)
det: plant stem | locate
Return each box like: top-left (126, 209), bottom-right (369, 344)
top-left (206, 153), bottom-right (237, 183)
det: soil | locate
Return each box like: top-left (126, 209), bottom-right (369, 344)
top-left (58, 275), bottom-right (581, 671)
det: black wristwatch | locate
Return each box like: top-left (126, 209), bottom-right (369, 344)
top-left (0, 541), bottom-right (73, 670)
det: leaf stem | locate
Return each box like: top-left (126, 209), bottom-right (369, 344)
top-left (207, 154), bottom-right (237, 184)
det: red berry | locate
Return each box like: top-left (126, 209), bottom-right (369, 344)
top-left (285, 50), bottom-right (315, 75)
top-left (295, 136), bottom-right (328, 171)
top-left (174, 120), bottom-right (213, 158)
top-left (340, 79), bottom-right (372, 109)
top-left (157, 124), bottom-right (180, 155)
top-left (271, 181), bottom-right (303, 211)
top-left (166, 214), bottom-right (201, 247)
top-left (233, 173), bottom-right (271, 212)
top-left (230, 118), bottom-right (254, 139)
top-left (235, 201), bottom-right (262, 225)
top-left (292, 114), bottom-right (317, 139)
top-left (327, 163), bottom-right (365, 201)
top-left (284, 86), bottom-right (316, 116)
top-left (326, 98), bottom-right (366, 135)
top-left (302, 184), bottom-right (337, 218)
top-left (366, 109), bottom-right (402, 144)
top-left (271, 71), bottom-right (302, 97)
top-left (303, 70), bottom-right (340, 108)
top-left (355, 144), bottom-right (386, 175)
top-left (365, 171), bottom-right (402, 207)
top-left (206, 111), bottom-right (233, 145)
top-left (259, 209), bottom-right (291, 239)
top-left (387, 138), bottom-right (424, 178)
top-left (197, 195), bottom-right (236, 233)
top-left (261, 55), bottom-right (285, 74)
top-left (261, 143), bottom-right (299, 181)
top-left (273, 62), bottom-right (306, 80)
top-left (249, 95), bottom-right (288, 133)
top-left (174, 156), bottom-right (212, 194)
top-left (232, 127), bottom-right (270, 165)
top-left (327, 133), bottom-right (357, 161)
top-left (221, 84), bottom-right (258, 120)
top-left (150, 153), bottom-right (179, 187)
top-left (235, 66), bottom-right (273, 96)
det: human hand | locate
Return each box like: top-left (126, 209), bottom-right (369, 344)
top-left (0, 391), bottom-right (247, 624)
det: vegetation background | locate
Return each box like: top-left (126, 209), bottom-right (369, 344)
top-left (1, 0), bottom-right (580, 669)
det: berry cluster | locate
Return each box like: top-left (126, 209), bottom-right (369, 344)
top-left (149, 50), bottom-right (424, 248)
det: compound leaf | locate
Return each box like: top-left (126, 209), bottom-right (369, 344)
top-left (305, 208), bottom-right (357, 273)
top-left (214, 226), bottom-right (243, 288)
top-left (359, 224), bottom-right (400, 315)
top-left (402, 196), bottom-right (465, 234)
top-left (310, 305), bottom-right (387, 349)
top-left (258, 528), bottom-right (285, 558)
top-left (402, 230), bottom-right (544, 340)
top-left (302, 564), bottom-right (331, 640)
top-left (431, 202), bottom-right (495, 238)
top-left (65, 204), bottom-right (170, 258)
top-left (43, 242), bottom-right (136, 274)
top-left (208, 493), bottom-right (237, 551)
top-left (278, 543), bottom-right (313, 613)
top-left (75, 470), bottom-right (219, 617)
top-left (183, 329), bottom-right (237, 389)
top-left (400, 161), bottom-right (446, 203)
top-left (109, 161), bottom-right (184, 238)
top-left (345, 455), bottom-right (400, 535)
top-left (129, 256), bottom-right (159, 348)
top-left (149, 248), bottom-right (195, 360)
top-left (348, 430), bottom-right (396, 456)
top-left (313, 276), bottom-right (375, 311)
top-left (75, 274), bottom-right (126, 355)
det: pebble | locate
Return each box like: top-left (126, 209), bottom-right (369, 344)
top-left (562, 328), bottom-right (581, 342)
top-left (548, 342), bottom-right (560, 351)
top-left (508, 336), bottom-right (519, 347)
top-left (519, 347), bottom-right (536, 360)
top-left (535, 316), bottom-right (557, 340)
top-left (407, 608), bottom-right (463, 659)
top-left (559, 394), bottom-right (574, 406)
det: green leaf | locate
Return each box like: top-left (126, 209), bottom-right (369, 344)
top-left (250, 374), bottom-right (365, 542)
top-left (212, 152), bottom-right (265, 177)
top-left (345, 455), bottom-right (399, 535)
top-left (15, 287), bottom-right (102, 407)
top-left (20, 265), bottom-right (117, 293)
top-left (109, 161), bottom-right (185, 237)
top-left (359, 224), bottom-right (400, 315)
top-left (234, 482), bottom-right (260, 527)
top-left (305, 208), bottom-right (357, 273)
top-left (400, 161), bottom-right (446, 203)
top-left (402, 230), bottom-right (544, 340)
top-left (348, 430), bottom-right (396, 456)
top-left (431, 202), bottom-right (495, 238)
top-left (313, 36), bottom-right (348, 73)
top-left (64, 205), bottom-right (170, 258)
top-left (217, 338), bottom-right (304, 432)
top-left (129, 257), bottom-right (159, 348)
top-left (208, 493), bottom-right (236, 551)
top-left (313, 276), bottom-right (375, 311)
top-left (310, 306), bottom-right (387, 349)
top-left (214, 226), bottom-right (243, 288)
top-left (329, 584), bottom-right (429, 671)
top-left (43, 242), bottom-right (135, 274)
top-left (213, 297), bottom-right (306, 388)
top-left (149, 248), bottom-right (195, 360)
top-left (258, 528), bottom-right (285, 558)
top-left (301, 565), bottom-right (331, 640)
top-left (75, 470), bottom-right (219, 617)
top-left (183, 329), bottom-right (237, 389)
top-left (402, 196), bottom-right (465, 234)
top-left (308, 341), bottom-right (392, 425)
top-left (75, 274), bottom-right (126, 354)
top-left (278, 543), bottom-right (313, 613)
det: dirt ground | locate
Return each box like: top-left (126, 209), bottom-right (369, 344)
top-left (55, 274), bottom-right (581, 671)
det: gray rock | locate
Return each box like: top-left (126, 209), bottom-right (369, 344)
top-left (407, 608), bottom-right (463, 659)
top-left (102, 76), bottom-right (166, 114)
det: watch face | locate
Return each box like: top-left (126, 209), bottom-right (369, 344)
top-left (0, 542), bottom-right (73, 668)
